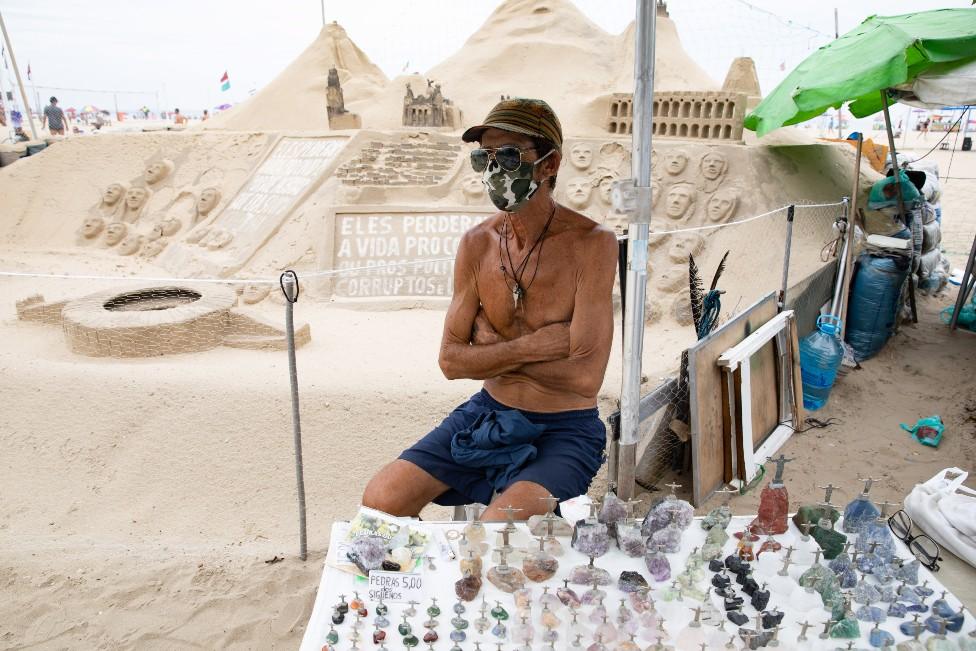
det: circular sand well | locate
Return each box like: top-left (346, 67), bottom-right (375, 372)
top-left (62, 285), bottom-right (237, 357)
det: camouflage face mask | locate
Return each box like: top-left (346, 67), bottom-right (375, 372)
top-left (482, 149), bottom-right (554, 212)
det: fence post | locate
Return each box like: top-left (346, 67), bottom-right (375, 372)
top-left (280, 270), bottom-right (308, 561)
top-left (778, 205), bottom-right (795, 310)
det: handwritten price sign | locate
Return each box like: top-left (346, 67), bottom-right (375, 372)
top-left (367, 571), bottom-right (424, 603)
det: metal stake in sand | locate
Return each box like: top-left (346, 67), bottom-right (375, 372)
top-left (281, 270), bottom-right (308, 560)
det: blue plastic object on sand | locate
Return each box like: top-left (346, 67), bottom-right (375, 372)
top-left (799, 314), bottom-right (845, 411)
top-left (900, 415), bottom-right (944, 448)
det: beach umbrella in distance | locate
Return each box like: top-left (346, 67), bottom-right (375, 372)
top-left (215, 103), bottom-right (232, 111)
top-left (744, 8), bottom-right (976, 136)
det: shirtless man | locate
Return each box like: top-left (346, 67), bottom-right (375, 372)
top-left (362, 98), bottom-right (617, 521)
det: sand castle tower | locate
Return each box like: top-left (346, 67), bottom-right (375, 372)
top-left (206, 21), bottom-right (385, 132)
top-left (722, 57), bottom-right (763, 111)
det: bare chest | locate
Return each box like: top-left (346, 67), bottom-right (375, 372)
top-left (476, 233), bottom-right (579, 336)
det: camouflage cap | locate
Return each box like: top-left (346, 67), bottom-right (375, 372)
top-left (462, 98), bottom-right (563, 150)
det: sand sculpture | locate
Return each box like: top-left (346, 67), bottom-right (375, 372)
top-left (144, 159), bottom-right (174, 185)
top-left (667, 233), bottom-right (706, 263)
top-left (141, 239), bottom-right (168, 259)
top-left (16, 284), bottom-right (310, 356)
top-left (608, 90), bottom-right (748, 141)
top-left (117, 233), bottom-right (143, 256)
top-left (151, 217), bottom-right (183, 240)
top-left (104, 222), bottom-right (127, 246)
top-left (193, 188), bottom-right (221, 225)
top-left (336, 133), bottom-right (460, 186)
top-left (327, 67), bottom-right (362, 130)
top-left (722, 56), bottom-right (763, 110)
top-left (460, 174), bottom-right (485, 204)
top-left (402, 80), bottom-right (459, 128)
top-left (698, 151), bottom-right (728, 191)
top-left (566, 176), bottom-right (593, 209)
top-left (706, 187), bottom-right (739, 223)
top-left (664, 182), bottom-right (697, 219)
top-left (78, 216), bottom-right (105, 240)
top-left (240, 284), bottom-right (272, 305)
top-left (95, 183), bottom-right (127, 218)
top-left (570, 143), bottom-right (594, 170)
top-left (119, 187), bottom-right (151, 223)
top-left (664, 149), bottom-right (689, 176)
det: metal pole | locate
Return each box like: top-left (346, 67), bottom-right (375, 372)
top-left (949, 234), bottom-right (976, 331)
top-left (618, 0), bottom-right (656, 501)
top-left (834, 9), bottom-right (843, 140)
top-left (830, 197), bottom-right (851, 317)
top-left (320, 0), bottom-right (326, 26)
top-left (779, 204), bottom-right (795, 310)
top-left (281, 271), bottom-right (308, 561)
top-left (839, 136), bottom-right (864, 338)
top-left (0, 10), bottom-right (38, 140)
top-left (880, 89), bottom-right (917, 323)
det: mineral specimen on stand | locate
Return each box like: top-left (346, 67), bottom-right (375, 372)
top-left (701, 505), bottom-right (732, 530)
top-left (701, 541), bottom-right (724, 561)
top-left (616, 523), bottom-right (645, 557)
top-left (887, 602), bottom-right (908, 618)
top-left (748, 484), bottom-right (789, 535)
top-left (641, 497), bottom-right (693, 537)
top-left (460, 554), bottom-right (482, 578)
top-left (618, 571), bottom-right (650, 594)
top-left (829, 616), bottom-right (861, 639)
top-left (569, 563), bottom-right (611, 586)
top-left (869, 626), bottom-right (895, 648)
top-left (347, 535), bottom-right (387, 575)
top-left (750, 589), bottom-right (770, 611)
top-left (761, 609), bottom-right (784, 629)
top-left (708, 559), bottom-right (725, 572)
top-left (727, 610), bottom-right (749, 626)
top-left (455, 574), bottom-right (482, 602)
top-left (487, 566), bottom-right (526, 593)
top-left (843, 494), bottom-right (880, 533)
top-left (523, 553), bottom-right (558, 582)
top-left (812, 525), bottom-right (847, 559)
top-left (792, 504), bottom-right (840, 529)
top-left (855, 605), bottom-right (886, 623)
top-left (650, 524), bottom-right (683, 554)
top-left (571, 520), bottom-right (610, 557)
top-left (894, 559), bottom-right (921, 585)
top-left (527, 514), bottom-right (573, 536)
top-left (644, 544), bottom-right (671, 582)
top-left (707, 525), bottom-right (730, 545)
top-left (598, 492), bottom-right (628, 537)
top-left (557, 582), bottom-right (581, 608)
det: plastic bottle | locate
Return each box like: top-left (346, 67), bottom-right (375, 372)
top-left (799, 315), bottom-right (845, 411)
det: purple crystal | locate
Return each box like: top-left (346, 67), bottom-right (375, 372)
top-left (570, 564), bottom-right (612, 586)
top-left (598, 493), bottom-right (628, 527)
top-left (644, 547), bottom-right (671, 582)
top-left (616, 524), bottom-right (645, 557)
top-left (557, 585), bottom-right (581, 608)
top-left (650, 524), bottom-right (683, 554)
top-left (347, 535), bottom-right (387, 575)
top-left (571, 520), bottom-right (610, 557)
top-left (641, 497), bottom-right (693, 537)
top-left (618, 570), bottom-right (650, 593)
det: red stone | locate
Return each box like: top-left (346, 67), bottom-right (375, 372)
top-left (372, 630), bottom-right (386, 644)
top-left (748, 485), bottom-right (789, 535)
top-left (423, 630), bottom-right (438, 643)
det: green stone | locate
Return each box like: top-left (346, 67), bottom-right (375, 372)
top-left (325, 630), bottom-right (339, 644)
top-left (427, 605), bottom-right (441, 617)
top-left (792, 504), bottom-right (839, 529)
top-left (829, 616), bottom-right (860, 639)
top-left (701, 542), bottom-right (724, 561)
top-left (926, 639), bottom-right (958, 651)
top-left (798, 564), bottom-right (831, 589)
top-left (811, 525), bottom-right (848, 560)
top-left (706, 526), bottom-right (730, 546)
top-left (403, 634), bottom-right (420, 647)
top-left (398, 622), bottom-right (412, 636)
top-left (490, 605), bottom-right (508, 621)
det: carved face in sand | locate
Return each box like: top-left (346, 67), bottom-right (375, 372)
top-left (155, 217), bottom-right (182, 238)
top-left (569, 143), bottom-right (593, 170)
top-left (597, 175), bottom-right (616, 205)
top-left (461, 174), bottom-right (484, 199)
top-left (707, 188), bottom-right (739, 223)
top-left (566, 177), bottom-right (592, 209)
top-left (657, 265), bottom-right (687, 292)
top-left (104, 222), bottom-right (127, 245)
top-left (700, 152), bottom-right (728, 181)
top-left (102, 183), bottom-right (125, 205)
top-left (144, 160), bottom-right (173, 185)
top-left (241, 284), bottom-right (272, 305)
top-left (124, 187), bottom-right (149, 211)
top-left (664, 150), bottom-right (689, 176)
top-left (196, 187), bottom-right (221, 216)
top-left (117, 234), bottom-right (142, 256)
top-left (141, 239), bottom-right (167, 258)
top-left (80, 217), bottom-right (105, 239)
top-left (667, 233), bottom-right (706, 263)
top-left (665, 183), bottom-right (696, 219)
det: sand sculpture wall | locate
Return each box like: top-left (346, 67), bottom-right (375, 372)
top-left (607, 91), bottom-right (747, 142)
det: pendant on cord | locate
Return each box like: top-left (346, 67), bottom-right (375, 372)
top-left (512, 284), bottom-right (524, 309)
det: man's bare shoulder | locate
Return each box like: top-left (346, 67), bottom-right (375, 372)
top-left (557, 205), bottom-right (619, 251)
top-left (457, 214), bottom-right (503, 253)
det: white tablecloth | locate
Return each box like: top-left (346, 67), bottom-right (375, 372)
top-left (301, 511), bottom-right (975, 650)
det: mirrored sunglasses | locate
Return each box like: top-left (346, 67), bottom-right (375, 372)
top-left (470, 146), bottom-right (537, 173)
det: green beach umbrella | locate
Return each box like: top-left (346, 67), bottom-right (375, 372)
top-left (744, 8), bottom-right (976, 136)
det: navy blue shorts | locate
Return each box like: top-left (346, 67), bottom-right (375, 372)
top-left (399, 389), bottom-right (607, 506)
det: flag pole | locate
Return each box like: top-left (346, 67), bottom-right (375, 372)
top-left (0, 10), bottom-right (38, 139)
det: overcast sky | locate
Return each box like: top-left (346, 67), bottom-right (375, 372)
top-left (0, 0), bottom-right (970, 114)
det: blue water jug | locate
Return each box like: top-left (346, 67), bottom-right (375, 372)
top-left (845, 254), bottom-right (910, 360)
top-left (799, 315), bottom-right (845, 411)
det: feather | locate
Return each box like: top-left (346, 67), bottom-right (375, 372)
top-left (709, 250), bottom-right (730, 291)
top-left (689, 254), bottom-right (704, 330)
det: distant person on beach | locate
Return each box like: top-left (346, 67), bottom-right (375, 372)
top-left (920, 118), bottom-right (930, 140)
top-left (202, 109), bottom-right (209, 121)
top-left (362, 98), bottom-right (617, 521)
top-left (41, 97), bottom-right (68, 136)
top-left (173, 108), bottom-right (187, 126)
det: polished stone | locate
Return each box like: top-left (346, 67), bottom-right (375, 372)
top-left (618, 570), bottom-right (650, 593)
top-left (812, 524), bottom-right (848, 559)
top-left (557, 584), bottom-right (581, 608)
top-left (869, 627), bottom-right (895, 648)
top-left (487, 565), bottom-right (526, 593)
top-left (829, 616), bottom-right (861, 639)
top-left (454, 574), bottom-right (482, 602)
top-left (523, 552), bottom-right (558, 582)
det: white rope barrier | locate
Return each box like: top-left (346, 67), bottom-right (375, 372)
top-left (0, 202), bottom-right (846, 285)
